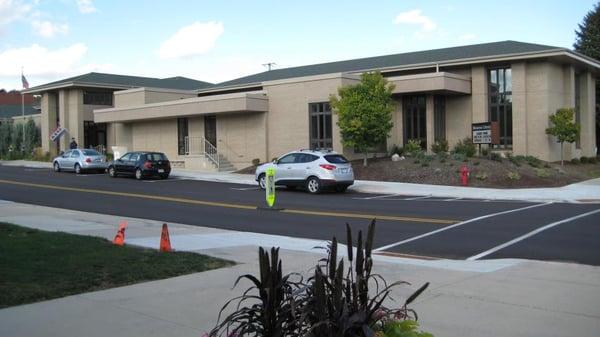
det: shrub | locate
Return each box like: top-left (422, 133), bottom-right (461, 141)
top-left (589, 157), bottom-right (597, 164)
top-left (535, 168), bottom-right (551, 178)
top-left (473, 161), bottom-right (480, 166)
top-left (389, 144), bottom-right (404, 156)
top-left (451, 152), bottom-right (466, 162)
top-left (571, 158), bottom-right (580, 164)
top-left (209, 221), bottom-right (431, 337)
top-left (481, 147), bottom-right (489, 156)
top-left (525, 155), bottom-right (542, 168)
top-left (544, 162), bottom-right (551, 168)
top-left (252, 158), bottom-right (260, 166)
top-left (507, 171), bottom-right (521, 180)
top-left (475, 172), bottom-right (488, 180)
top-left (490, 152), bottom-right (502, 162)
top-left (507, 153), bottom-right (522, 166)
top-left (452, 137), bottom-right (476, 157)
top-left (404, 139), bottom-right (423, 157)
top-left (580, 156), bottom-right (589, 164)
top-left (430, 139), bottom-right (448, 154)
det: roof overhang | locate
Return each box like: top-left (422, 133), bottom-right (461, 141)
top-left (22, 81), bottom-right (141, 94)
top-left (94, 92), bottom-right (268, 123)
top-left (388, 72), bottom-right (471, 95)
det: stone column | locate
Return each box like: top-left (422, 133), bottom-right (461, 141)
top-left (58, 90), bottom-right (69, 151)
top-left (40, 93), bottom-right (58, 155)
top-left (426, 94), bottom-right (434, 152)
top-left (581, 72), bottom-right (597, 157)
top-left (512, 62), bottom-right (528, 155)
top-left (471, 65), bottom-right (487, 123)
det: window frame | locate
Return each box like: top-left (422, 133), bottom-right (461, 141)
top-left (488, 66), bottom-right (513, 148)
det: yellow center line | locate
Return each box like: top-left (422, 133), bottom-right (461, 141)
top-left (0, 179), bottom-right (458, 225)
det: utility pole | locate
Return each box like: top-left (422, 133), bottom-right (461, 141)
top-left (262, 62), bottom-right (276, 71)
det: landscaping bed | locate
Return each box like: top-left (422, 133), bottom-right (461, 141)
top-left (0, 223), bottom-right (234, 308)
top-left (352, 154), bottom-right (600, 188)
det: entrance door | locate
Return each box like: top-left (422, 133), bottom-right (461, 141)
top-left (204, 115), bottom-right (217, 148)
top-left (403, 95), bottom-right (427, 149)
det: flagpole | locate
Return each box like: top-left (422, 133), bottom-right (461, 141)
top-left (21, 67), bottom-right (25, 150)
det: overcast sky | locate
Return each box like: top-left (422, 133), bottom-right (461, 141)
top-left (0, 0), bottom-right (597, 90)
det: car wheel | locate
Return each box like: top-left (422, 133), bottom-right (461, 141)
top-left (108, 166), bottom-right (117, 178)
top-left (258, 174), bottom-right (266, 189)
top-left (335, 185), bottom-right (348, 193)
top-left (74, 164), bottom-right (82, 174)
top-left (306, 177), bottom-right (322, 194)
top-left (53, 162), bottom-right (61, 172)
top-left (135, 168), bottom-right (143, 180)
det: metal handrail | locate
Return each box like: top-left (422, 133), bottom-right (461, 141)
top-left (184, 136), bottom-right (219, 169)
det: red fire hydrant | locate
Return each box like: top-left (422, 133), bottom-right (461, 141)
top-left (460, 165), bottom-right (470, 186)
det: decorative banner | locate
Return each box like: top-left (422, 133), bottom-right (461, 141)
top-left (265, 167), bottom-right (276, 208)
top-left (50, 126), bottom-right (67, 141)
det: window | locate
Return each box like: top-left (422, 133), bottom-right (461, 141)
top-left (278, 154), bottom-right (298, 164)
top-left (177, 118), bottom-right (188, 155)
top-left (309, 102), bottom-right (332, 150)
top-left (434, 95), bottom-right (446, 141)
top-left (296, 154), bottom-right (319, 163)
top-left (82, 149), bottom-right (100, 156)
top-left (324, 154), bottom-right (349, 164)
top-left (130, 153), bottom-right (140, 162)
top-left (145, 153), bottom-right (168, 161)
top-left (70, 151), bottom-right (79, 158)
top-left (119, 153), bottom-right (131, 161)
top-left (575, 73), bottom-right (581, 149)
top-left (488, 67), bottom-right (512, 147)
top-left (403, 95), bottom-right (427, 149)
top-left (83, 91), bottom-right (113, 105)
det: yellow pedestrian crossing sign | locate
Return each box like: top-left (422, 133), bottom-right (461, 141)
top-left (265, 167), bottom-right (275, 208)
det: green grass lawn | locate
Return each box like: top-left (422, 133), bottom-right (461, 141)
top-left (0, 223), bottom-right (234, 308)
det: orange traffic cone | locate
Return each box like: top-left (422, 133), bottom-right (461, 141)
top-left (160, 223), bottom-right (172, 252)
top-left (113, 221), bottom-right (127, 246)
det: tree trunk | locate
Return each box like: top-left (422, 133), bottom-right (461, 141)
top-left (363, 152), bottom-right (368, 167)
top-left (560, 142), bottom-right (564, 166)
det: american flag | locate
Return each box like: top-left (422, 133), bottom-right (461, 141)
top-left (21, 74), bottom-right (29, 89)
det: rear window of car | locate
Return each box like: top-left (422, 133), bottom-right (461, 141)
top-left (82, 149), bottom-right (100, 156)
top-left (324, 154), bottom-right (349, 164)
top-left (145, 153), bottom-right (168, 161)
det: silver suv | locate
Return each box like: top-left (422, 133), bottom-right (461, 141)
top-left (255, 150), bottom-right (354, 193)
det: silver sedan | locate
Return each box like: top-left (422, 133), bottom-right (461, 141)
top-left (53, 149), bottom-right (108, 174)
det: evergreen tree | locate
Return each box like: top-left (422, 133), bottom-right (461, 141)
top-left (574, 2), bottom-right (600, 59)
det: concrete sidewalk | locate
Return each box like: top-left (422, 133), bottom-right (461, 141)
top-left (2, 160), bottom-right (600, 202)
top-left (1, 201), bottom-right (599, 337)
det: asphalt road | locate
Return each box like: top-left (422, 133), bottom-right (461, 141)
top-left (1, 165), bottom-right (599, 266)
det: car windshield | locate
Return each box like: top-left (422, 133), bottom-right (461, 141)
top-left (82, 149), bottom-right (100, 156)
top-left (145, 153), bottom-right (168, 161)
top-left (324, 154), bottom-right (349, 164)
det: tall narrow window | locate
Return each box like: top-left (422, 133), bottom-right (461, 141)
top-left (177, 117), bottom-right (188, 155)
top-left (575, 73), bottom-right (581, 149)
top-left (488, 67), bottom-right (512, 147)
top-left (434, 95), bottom-right (446, 141)
top-left (403, 95), bottom-right (427, 148)
top-left (309, 102), bottom-right (332, 150)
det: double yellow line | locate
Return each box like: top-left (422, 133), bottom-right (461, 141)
top-left (0, 179), bottom-right (456, 225)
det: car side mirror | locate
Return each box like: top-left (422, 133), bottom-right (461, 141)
top-left (273, 159), bottom-right (278, 164)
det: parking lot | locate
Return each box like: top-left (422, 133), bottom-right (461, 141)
top-left (1, 165), bottom-right (599, 266)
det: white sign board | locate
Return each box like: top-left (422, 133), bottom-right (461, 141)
top-left (472, 123), bottom-right (492, 144)
top-left (50, 126), bottom-right (66, 141)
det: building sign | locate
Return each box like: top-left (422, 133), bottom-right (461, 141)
top-left (472, 122), bottom-right (500, 145)
top-left (50, 126), bottom-right (67, 141)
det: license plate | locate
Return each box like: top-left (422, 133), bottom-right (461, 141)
top-left (340, 168), bottom-right (349, 174)
top-left (158, 169), bottom-right (165, 173)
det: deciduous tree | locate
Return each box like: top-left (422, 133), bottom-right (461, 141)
top-left (546, 108), bottom-right (581, 166)
top-left (330, 72), bottom-right (395, 167)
